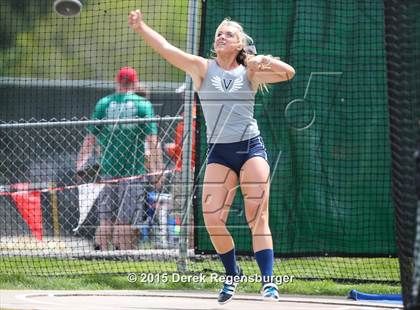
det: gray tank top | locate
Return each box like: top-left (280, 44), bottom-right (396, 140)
top-left (198, 60), bottom-right (260, 144)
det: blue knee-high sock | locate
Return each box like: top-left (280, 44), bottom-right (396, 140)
top-left (218, 248), bottom-right (238, 276)
top-left (255, 249), bottom-right (274, 284)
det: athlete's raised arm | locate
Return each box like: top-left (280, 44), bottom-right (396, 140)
top-left (128, 9), bottom-right (207, 87)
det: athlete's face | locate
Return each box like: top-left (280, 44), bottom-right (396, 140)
top-left (214, 25), bottom-right (242, 55)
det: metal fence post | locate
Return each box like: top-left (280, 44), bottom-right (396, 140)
top-left (178, 0), bottom-right (200, 273)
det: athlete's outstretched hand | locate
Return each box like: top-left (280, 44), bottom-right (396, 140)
top-left (128, 9), bottom-right (144, 32)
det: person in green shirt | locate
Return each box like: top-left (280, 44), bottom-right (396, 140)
top-left (76, 67), bottom-right (162, 250)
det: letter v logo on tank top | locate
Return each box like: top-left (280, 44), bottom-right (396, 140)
top-left (211, 75), bottom-right (244, 93)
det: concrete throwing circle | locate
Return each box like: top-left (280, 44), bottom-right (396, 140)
top-left (0, 290), bottom-right (402, 310)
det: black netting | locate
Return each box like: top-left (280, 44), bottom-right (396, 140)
top-left (0, 0), bottom-right (403, 287)
top-left (384, 0), bottom-right (420, 308)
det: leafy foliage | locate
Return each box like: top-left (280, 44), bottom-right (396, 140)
top-left (0, 0), bottom-right (189, 81)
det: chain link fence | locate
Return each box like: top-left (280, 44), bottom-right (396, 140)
top-left (0, 116), bottom-right (195, 259)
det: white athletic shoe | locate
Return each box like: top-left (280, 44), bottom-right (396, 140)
top-left (217, 266), bottom-right (243, 305)
top-left (261, 282), bottom-right (280, 302)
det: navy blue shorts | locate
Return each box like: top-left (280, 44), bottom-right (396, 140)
top-left (207, 135), bottom-right (268, 176)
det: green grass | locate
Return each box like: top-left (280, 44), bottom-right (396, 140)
top-left (0, 256), bottom-right (401, 296)
top-left (0, 273), bottom-right (401, 296)
top-left (0, 256), bottom-right (400, 281)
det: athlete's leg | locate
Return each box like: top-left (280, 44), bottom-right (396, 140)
top-left (202, 163), bottom-right (238, 254)
top-left (240, 156), bottom-right (272, 252)
top-left (203, 163), bottom-right (241, 304)
top-left (240, 156), bottom-right (279, 301)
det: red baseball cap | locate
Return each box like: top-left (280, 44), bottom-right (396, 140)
top-left (116, 67), bottom-right (139, 84)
